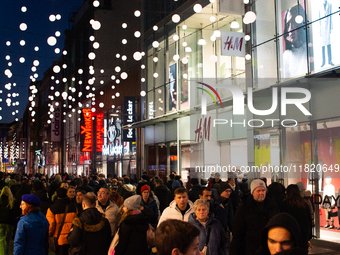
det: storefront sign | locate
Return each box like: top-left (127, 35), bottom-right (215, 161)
top-left (19, 138), bottom-right (26, 159)
top-left (195, 116), bottom-right (211, 143)
top-left (96, 113), bottom-right (104, 152)
top-left (102, 144), bottom-right (123, 155)
top-left (51, 102), bottom-right (61, 142)
top-left (102, 118), bottom-right (122, 156)
top-left (80, 109), bottom-right (93, 152)
top-left (221, 31), bottom-right (245, 57)
top-left (123, 97), bottom-right (136, 142)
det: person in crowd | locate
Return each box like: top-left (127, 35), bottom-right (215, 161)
top-left (140, 185), bottom-right (159, 224)
top-left (46, 188), bottom-right (78, 255)
top-left (67, 194), bottom-right (111, 255)
top-left (60, 181), bottom-right (69, 190)
top-left (208, 172), bottom-right (222, 189)
top-left (296, 181), bottom-right (314, 223)
top-left (153, 178), bottom-right (172, 214)
top-left (267, 182), bottom-right (286, 212)
top-left (188, 199), bottom-right (229, 255)
top-left (155, 219), bottom-right (202, 255)
top-left (9, 179), bottom-right (19, 198)
top-left (119, 176), bottom-right (136, 200)
top-left (0, 186), bottom-right (15, 255)
top-left (256, 213), bottom-right (308, 255)
top-left (110, 185), bottom-right (123, 207)
top-left (199, 187), bottom-right (212, 202)
top-left (95, 187), bottom-right (120, 236)
top-left (213, 182), bottom-right (234, 233)
top-left (32, 181), bottom-right (52, 215)
top-left (75, 189), bottom-right (86, 216)
top-left (281, 184), bottom-right (312, 251)
top-left (114, 195), bottom-right (149, 255)
top-left (0, 172), bottom-right (7, 190)
top-left (67, 186), bottom-right (76, 204)
top-left (94, 178), bottom-right (108, 195)
top-left (14, 194), bottom-right (49, 255)
top-left (48, 174), bottom-right (62, 198)
top-left (230, 179), bottom-right (279, 255)
top-left (89, 175), bottom-right (99, 188)
top-left (137, 173), bottom-right (153, 195)
top-left (158, 187), bottom-right (194, 225)
top-left (79, 178), bottom-right (94, 193)
top-left (227, 173), bottom-right (241, 213)
top-left (188, 178), bottom-right (201, 203)
top-left (166, 174), bottom-right (175, 192)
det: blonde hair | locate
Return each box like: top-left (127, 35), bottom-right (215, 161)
top-left (118, 205), bottom-right (131, 227)
top-left (0, 186), bottom-right (15, 209)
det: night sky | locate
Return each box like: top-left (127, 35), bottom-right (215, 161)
top-left (0, 0), bottom-right (84, 124)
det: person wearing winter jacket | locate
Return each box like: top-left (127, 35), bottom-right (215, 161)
top-left (118, 176), bottom-right (136, 199)
top-left (140, 185), bottom-right (159, 222)
top-left (158, 187), bottom-right (194, 226)
top-left (188, 199), bottom-right (229, 255)
top-left (153, 179), bottom-right (172, 214)
top-left (14, 194), bottom-right (49, 255)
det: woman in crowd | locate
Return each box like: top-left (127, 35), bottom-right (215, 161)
top-left (13, 194), bottom-right (49, 255)
top-left (0, 186), bottom-right (15, 255)
top-left (188, 199), bottom-right (229, 255)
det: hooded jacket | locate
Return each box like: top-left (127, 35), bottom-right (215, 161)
top-left (158, 199), bottom-right (194, 226)
top-left (14, 211), bottom-right (49, 255)
top-left (188, 212), bottom-right (229, 255)
top-left (256, 212), bottom-right (306, 255)
top-left (67, 208), bottom-right (111, 255)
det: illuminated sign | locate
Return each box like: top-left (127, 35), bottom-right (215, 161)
top-left (80, 109), bottom-right (93, 152)
top-left (96, 113), bottom-right (104, 152)
top-left (103, 145), bottom-right (123, 155)
top-left (51, 102), bottom-right (61, 142)
top-left (102, 118), bottom-right (123, 156)
top-left (123, 97), bottom-right (135, 141)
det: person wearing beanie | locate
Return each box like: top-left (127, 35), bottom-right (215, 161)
top-left (140, 185), bottom-right (160, 226)
top-left (212, 182), bottom-right (234, 233)
top-left (230, 179), bottom-right (279, 255)
top-left (114, 195), bottom-right (149, 255)
top-left (14, 194), bottom-right (50, 255)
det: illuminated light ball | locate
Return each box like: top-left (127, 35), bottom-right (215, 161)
top-left (152, 41), bottom-right (159, 48)
top-left (79, 80), bottom-right (82, 84)
top-left (56, 14), bottom-right (61, 20)
top-left (6, 41), bottom-right (11, 46)
top-left (89, 69), bottom-right (95, 75)
top-left (141, 52), bottom-right (145, 56)
top-left (92, 20), bottom-right (101, 30)
top-left (34, 46), bottom-right (39, 51)
top-left (153, 57), bottom-right (158, 62)
top-left (244, 0), bottom-right (249, 3)
top-left (173, 34), bottom-right (179, 41)
top-left (47, 120), bottom-right (51, 124)
top-left (55, 48), bottom-right (60, 54)
top-left (111, 105), bottom-right (115, 109)
top-left (153, 25), bottom-right (158, 31)
top-left (62, 64), bottom-right (67, 69)
top-left (115, 66), bottom-right (121, 72)
top-left (183, 73), bottom-right (188, 79)
top-left (121, 72), bottom-right (128, 80)
top-left (182, 24), bottom-right (187, 30)
top-left (116, 53), bottom-right (120, 58)
top-left (5, 55), bottom-right (10, 60)
top-left (193, 3), bottom-right (202, 13)
top-left (53, 65), bottom-right (61, 73)
top-left (91, 108), bottom-right (96, 112)
top-left (19, 23), bottom-right (27, 31)
top-left (141, 64), bottom-right (145, 69)
top-left (93, 0), bottom-right (100, 7)
top-left (33, 73), bottom-right (38, 78)
top-left (100, 91), bottom-right (104, 95)
top-left (210, 35), bottom-right (216, 41)
top-left (55, 80), bottom-right (60, 84)
top-left (245, 54), bottom-right (252, 60)
top-left (100, 69), bottom-right (104, 73)
top-left (49, 14), bottom-right (56, 22)
top-left (62, 78), bottom-right (67, 82)
top-left (111, 85), bottom-right (115, 89)
top-left (78, 69), bottom-right (83, 74)
top-left (115, 92), bottom-right (120, 97)
top-left (93, 42), bottom-right (100, 49)
top-left (122, 39), bottom-right (127, 44)
top-left (55, 31), bottom-right (61, 37)
top-left (90, 19), bottom-right (94, 25)
top-left (116, 79), bottom-right (120, 84)
top-left (182, 41), bottom-right (187, 47)
top-left (210, 16), bottom-right (216, 22)
top-left (134, 31), bottom-right (141, 38)
top-left (21, 6), bottom-right (27, 12)
top-left (243, 11), bottom-right (256, 24)
top-left (33, 60), bottom-right (39, 66)
top-left (141, 78), bottom-right (145, 82)
top-left (47, 36), bottom-right (57, 46)
top-left (111, 75), bottom-right (115, 80)
top-left (133, 51), bottom-right (142, 61)
top-left (153, 73), bottom-right (159, 78)
top-left (63, 50), bottom-right (67, 55)
top-left (50, 86), bottom-right (54, 90)
top-left (140, 91), bottom-right (146, 97)
top-left (55, 91), bottom-right (60, 97)
top-left (209, 0), bottom-right (215, 2)
top-left (111, 95), bottom-right (115, 99)
top-left (182, 57), bottom-right (188, 64)
top-left (99, 102), bottom-right (104, 108)
top-left (8, 62), bottom-right (12, 67)
top-left (173, 54), bottom-right (180, 61)
top-left (20, 40), bottom-right (26, 46)
top-left (172, 14), bottom-right (180, 23)
top-left (19, 57), bottom-right (25, 63)
top-left (134, 10), bottom-right (141, 17)
top-left (210, 55), bottom-right (218, 62)
top-left (295, 15), bottom-right (303, 24)
top-left (122, 55), bottom-right (127, 61)
top-left (122, 23), bottom-right (127, 28)
top-left (32, 66), bottom-right (37, 72)
top-left (88, 52), bottom-right (96, 60)
top-left (245, 35), bottom-right (251, 41)
top-left (89, 35), bottom-right (95, 41)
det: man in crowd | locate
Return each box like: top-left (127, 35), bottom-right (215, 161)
top-left (95, 187), bottom-right (120, 236)
top-left (158, 187), bottom-right (194, 225)
top-left (187, 178), bottom-right (201, 203)
top-left (118, 176), bottom-right (136, 199)
top-left (110, 185), bottom-right (123, 207)
top-left (230, 179), bottom-right (279, 255)
top-left (79, 178), bottom-right (94, 193)
top-left (75, 189), bottom-right (86, 216)
top-left (68, 194), bottom-right (111, 255)
top-left (153, 178), bottom-right (172, 214)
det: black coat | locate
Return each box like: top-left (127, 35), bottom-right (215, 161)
top-left (230, 195), bottom-right (279, 255)
top-left (34, 189), bottom-right (52, 215)
top-left (188, 184), bottom-right (201, 203)
top-left (153, 185), bottom-right (172, 213)
top-left (115, 213), bottom-right (149, 255)
top-left (67, 208), bottom-right (111, 255)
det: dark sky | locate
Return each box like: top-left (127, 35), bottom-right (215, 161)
top-left (0, 0), bottom-right (84, 123)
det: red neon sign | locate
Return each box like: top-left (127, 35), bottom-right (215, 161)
top-left (81, 109), bottom-right (93, 152)
top-left (96, 113), bottom-right (104, 152)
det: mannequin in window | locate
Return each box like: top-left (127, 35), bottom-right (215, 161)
top-left (322, 176), bottom-right (335, 229)
top-left (320, 0), bottom-right (333, 67)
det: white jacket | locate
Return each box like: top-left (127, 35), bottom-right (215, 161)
top-left (158, 200), bottom-right (194, 226)
top-left (96, 200), bottom-right (120, 236)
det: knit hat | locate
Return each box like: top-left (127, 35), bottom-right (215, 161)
top-left (296, 182), bottom-right (305, 193)
top-left (124, 195), bottom-right (141, 211)
top-left (141, 185), bottom-right (150, 193)
top-left (22, 194), bottom-right (42, 207)
top-left (218, 182), bottom-right (232, 194)
top-left (172, 180), bottom-right (181, 190)
top-left (250, 179), bottom-right (266, 194)
top-left (56, 187), bottom-right (67, 198)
